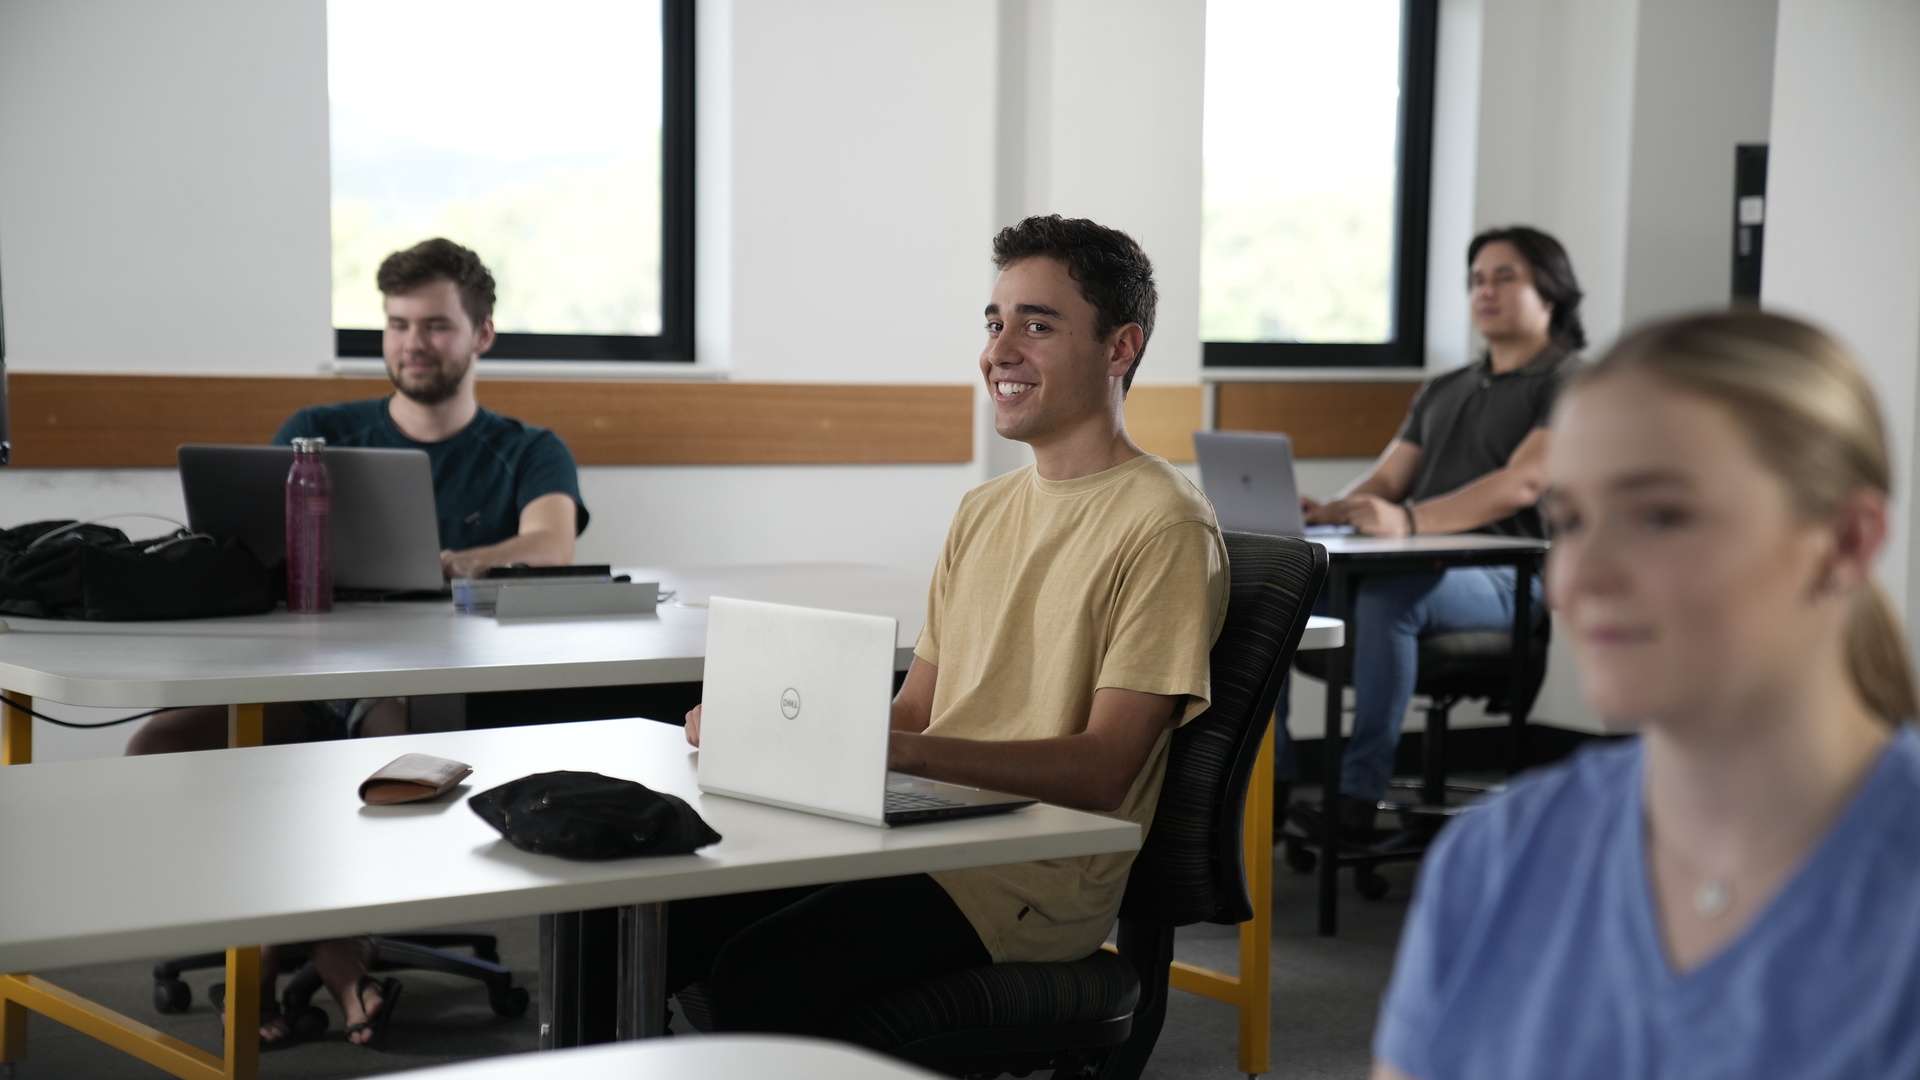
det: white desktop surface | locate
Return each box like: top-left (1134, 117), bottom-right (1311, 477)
top-left (0, 718), bottom-right (1139, 973)
top-left (1314, 534), bottom-right (1548, 558)
top-left (0, 564), bottom-right (1335, 708)
top-left (383, 1037), bottom-right (935, 1079)
top-left (0, 563), bottom-right (927, 708)
top-left (1301, 615), bottom-right (1342, 651)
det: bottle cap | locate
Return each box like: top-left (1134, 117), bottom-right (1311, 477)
top-left (291, 437), bottom-right (328, 453)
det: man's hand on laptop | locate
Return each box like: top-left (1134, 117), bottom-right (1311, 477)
top-left (1303, 496), bottom-right (1348, 526)
top-left (684, 705), bottom-right (702, 747)
top-left (441, 548), bottom-right (498, 581)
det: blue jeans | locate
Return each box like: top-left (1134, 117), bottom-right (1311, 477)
top-left (1276, 566), bottom-right (1544, 801)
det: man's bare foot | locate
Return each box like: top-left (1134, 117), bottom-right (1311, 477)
top-left (343, 975), bottom-right (402, 1047)
top-left (260, 1008), bottom-right (297, 1048)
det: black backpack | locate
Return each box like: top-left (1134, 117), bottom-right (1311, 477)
top-left (0, 519), bottom-right (274, 621)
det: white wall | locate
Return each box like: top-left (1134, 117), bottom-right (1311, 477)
top-left (1470, 0), bottom-right (1639, 353)
top-left (1761, 0), bottom-right (1920, 642)
top-left (1423, 0), bottom-right (1486, 371)
top-left (984, 0), bottom-right (1207, 477)
top-left (1620, 0), bottom-right (1777, 325)
top-left (0, 0), bottom-right (333, 375)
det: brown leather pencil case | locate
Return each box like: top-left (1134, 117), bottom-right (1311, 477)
top-left (359, 753), bottom-right (474, 805)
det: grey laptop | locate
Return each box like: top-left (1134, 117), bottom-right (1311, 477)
top-left (178, 444), bottom-right (447, 594)
top-left (697, 596), bottom-right (1034, 827)
top-left (1193, 431), bottom-right (1354, 537)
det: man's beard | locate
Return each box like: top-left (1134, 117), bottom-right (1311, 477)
top-left (387, 354), bottom-right (470, 406)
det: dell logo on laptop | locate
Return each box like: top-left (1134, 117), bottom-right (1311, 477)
top-left (780, 688), bottom-right (802, 719)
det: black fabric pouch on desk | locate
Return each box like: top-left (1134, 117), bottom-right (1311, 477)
top-left (0, 520), bottom-right (274, 621)
top-left (469, 770), bottom-right (722, 860)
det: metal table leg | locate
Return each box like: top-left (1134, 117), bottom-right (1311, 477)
top-left (616, 904), bottom-right (668, 1039)
top-left (538, 913), bottom-right (586, 1049)
top-left (1317, 573), bottom-right (1352, 937)
top-left (1506, 556), bottom-right (1538, 773)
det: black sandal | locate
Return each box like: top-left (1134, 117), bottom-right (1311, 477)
top-left (344, 975), bottom-right (403, 1048)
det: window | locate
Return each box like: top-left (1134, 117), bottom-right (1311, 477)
top-left (1201, 0), bottom-right (1437, 368)
top-left (328, 0), bottom-right (694, 362)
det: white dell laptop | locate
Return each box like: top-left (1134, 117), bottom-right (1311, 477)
top-left (178, 444), bottom-right (447, 595)
top-left (1194, 430), bottom-right (1355, 538)
top-left (697, 596), bottom-right (1035, 827)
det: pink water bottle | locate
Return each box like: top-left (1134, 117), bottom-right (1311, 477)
top-left (285, 437), bottom-right (333, 613)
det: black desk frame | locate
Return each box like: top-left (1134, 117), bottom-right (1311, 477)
top-left (1307, 542), bottom-right (1548, 936)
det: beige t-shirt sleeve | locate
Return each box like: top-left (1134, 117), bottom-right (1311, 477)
top-left (1095, 520), bottom-right (1228, 725)
top-left (912, 505), bottom-right (961, 667)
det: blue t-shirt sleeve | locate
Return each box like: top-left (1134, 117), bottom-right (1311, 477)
top-left (1374, 809), bottom-right (1487, 1077)
top-left (515, 430), bottom-right (590, 536)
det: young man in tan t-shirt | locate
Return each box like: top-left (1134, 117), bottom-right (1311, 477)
top-left (672, 215), bottom-right (1228, 1037)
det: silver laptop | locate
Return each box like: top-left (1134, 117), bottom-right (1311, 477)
top-left (1194, 431), bottom-right (1355, 537)
top-left (178, 444), bottom-right (447, 594)
top-left (697, 596), bottom-right (1035, 827)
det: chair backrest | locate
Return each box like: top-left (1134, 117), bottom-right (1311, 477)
top-left (1118, 531), bottom-right (1328, 928)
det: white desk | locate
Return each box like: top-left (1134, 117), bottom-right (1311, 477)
top-left (0, 720), bottom-right (1136, 1073)
top-left (383, 1036), bottom-right (936, 1080)
top-left (1313, 534), bottom-right (1548, 560)
top-left (0, 562), bottom-right (926, 708)
top-left (0, 563), bottom-right (1340, 1080)
top-left (0, 562), bottom-right (926, 1080)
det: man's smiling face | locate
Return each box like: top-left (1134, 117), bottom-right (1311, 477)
top-left (979, 256), bottom-right (1116, 446)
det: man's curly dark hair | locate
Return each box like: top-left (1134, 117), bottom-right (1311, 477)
top-left (377, 238), bottom-right (496, 327)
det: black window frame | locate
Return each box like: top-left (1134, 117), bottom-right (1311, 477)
top-left (1202, 0), bottom-right (1439, 371)
top-left (336, 0), bottom-right (696, 363)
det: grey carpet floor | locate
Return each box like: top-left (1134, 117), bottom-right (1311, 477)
top-left (5, 850), bottom-right (1417, 1080)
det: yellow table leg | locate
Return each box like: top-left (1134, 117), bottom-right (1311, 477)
top-left (1164, 723), bottom-right (1275, 1075)
top-left (1, 974), bottom-right (28, 1069)
top-left (221, 948), bottom-right (260, 1080)
top-left (223, 705), bottom-right (265, 1078)
top-left (1236, 723), bottom-right (1275, 1075)
top-left (4, 694), bottom-right (35, 1066)
top-left (2, 691), bottom-right (30, 765)
top-left (227, 703), bottom-right (264, 749)
top-left (0, 974), bottom-right (226, 1080)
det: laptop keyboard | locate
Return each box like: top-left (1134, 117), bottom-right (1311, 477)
top-left (885, 789), bottom-right (966, 813)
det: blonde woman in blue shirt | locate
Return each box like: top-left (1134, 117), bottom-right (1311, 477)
top-left (1374, 309), bottom-right (1920, 1079)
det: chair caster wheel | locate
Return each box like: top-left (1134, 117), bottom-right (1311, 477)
top-left (209, 982), bottom-right (226, 1012)
top-left (490, 986), bottom-right (531, 1018)
top-left (153, 978), bottom-right (192, 1014)
top-left (1284, 840), bottom-right (1318, 874)
top-left (1355, 868), bottom-right (1391, 901)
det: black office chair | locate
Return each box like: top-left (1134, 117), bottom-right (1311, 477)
top-left (824, 531), bottom-right (1330, 1079)
top-left (1285, 577), bottom-right (1551, 900)
top-left (151, 933), bottom-right (528, 1030)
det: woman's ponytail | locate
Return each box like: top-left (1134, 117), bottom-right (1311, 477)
top-left (1846, 583), bottom-right (1919, 726)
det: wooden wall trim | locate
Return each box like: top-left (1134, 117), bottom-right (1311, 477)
top-left (6, 373), bottom-right (1416, 468)
top-left (1215, 381), bottom-right (1420, 459)
top-left (4, 373), bottom-right (974, 468)
top-left (1123, 385), bottom-right (1204, 463)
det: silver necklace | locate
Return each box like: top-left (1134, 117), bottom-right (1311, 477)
top-left (1692, 878), bottom-right (1733, 918)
